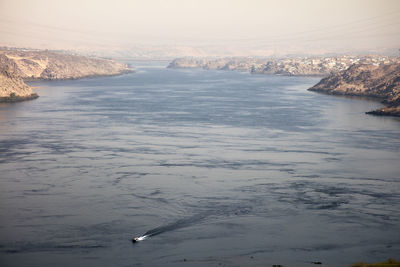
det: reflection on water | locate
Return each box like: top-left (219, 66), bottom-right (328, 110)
top-left (0, 62), bottom-right (399, 267)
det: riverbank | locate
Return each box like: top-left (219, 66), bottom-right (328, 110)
top-left (0, 93), bottom-right (39, 103)
top-left (167, 55), bottom-right (399, 76)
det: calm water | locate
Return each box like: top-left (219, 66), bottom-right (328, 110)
top-left (1, 61), bottom-right (400, 267)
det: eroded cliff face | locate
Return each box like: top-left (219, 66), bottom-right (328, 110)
top-left (0, 54), bottom-right (38, 101)
top-left (0, 48), bottom-right (133, 102)
top-left (309, 63), bottom-right (400, 116)
top-left (0, 70), bottom-right (37, 98)
top-left (0, 49), bottom-right (132, 80)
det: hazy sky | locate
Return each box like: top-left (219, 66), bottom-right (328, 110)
top-left (1, 0), bottom-right (399, 55)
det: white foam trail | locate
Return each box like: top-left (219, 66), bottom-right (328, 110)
top-left (136, 235), bottom-right (148, 241)
top-left (133, 235), bottom-right (148, 242)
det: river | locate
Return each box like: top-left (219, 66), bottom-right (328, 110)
top-left (1, 61), bottom-right (399, 267)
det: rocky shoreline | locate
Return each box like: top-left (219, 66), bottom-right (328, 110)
top-left (308, 63), bottom-right (400, 117)
top-left (168, 55), bottom-right (399, 76)
top-left (0, 93), bottom-right (39, 103)
top-left (0, 48), bottom-right (133, 103)
top-left (365, 107), bottom-right (400, 117)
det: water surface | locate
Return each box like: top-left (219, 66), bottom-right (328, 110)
top-left (1, 61), bottom-right (399, 267)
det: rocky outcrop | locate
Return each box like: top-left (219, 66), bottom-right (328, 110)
top-left (0, 48), bottom-right (133, 102)
top-left (167, 58), bottom-right (209, 69)
top-left (0, 54), bottom-right (38, 102)
top-left (168, 58), bottom-right (266, 72)
top-left (0, 49), bottom-right (132, 80)
top-left (309, 63), bottom-right (400, 117)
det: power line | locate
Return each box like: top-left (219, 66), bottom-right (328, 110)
top-left (1, 7), bottom-right (399, 49)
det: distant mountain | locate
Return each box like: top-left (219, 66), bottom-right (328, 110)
top-left (309, 63), bottom-right (400, 116)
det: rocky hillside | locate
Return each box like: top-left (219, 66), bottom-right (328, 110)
top-left (0, 54), bottom-right (38, 102)
top-left (0, 49), bottom-right (132, 80)
top-left (0, 70), bottom-right (38, 102)
top-left (252, 60), bottom-right (338, 76)
top-left (0, 48), bottom-right (133, 102)
top-left (309, 63), bottom-right (400, 116)
top-left (168, 56), bottom-right (399, 76)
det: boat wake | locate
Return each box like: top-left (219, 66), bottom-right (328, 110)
top-left (132, 213), bottom-right (208, 243)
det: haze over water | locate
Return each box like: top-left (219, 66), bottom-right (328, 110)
top-left (2, 0), bottom-right (400, 56)
top-left (0, 62), bottom-right (400, 267)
